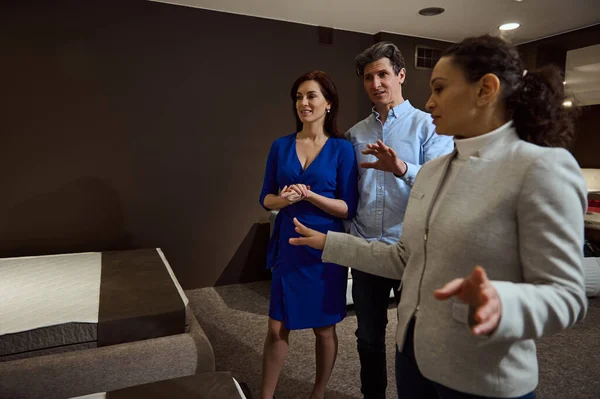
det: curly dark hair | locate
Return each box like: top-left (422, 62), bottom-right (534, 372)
top-left (290, 70), bottom-right (341, 138)
top-left (443, 35), bottom-right (578, 148)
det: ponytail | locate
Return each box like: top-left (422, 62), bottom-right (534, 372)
top-left (510, 65), bottom-right (578, 148)
top-left (443, 35), bottom-right (578, 148)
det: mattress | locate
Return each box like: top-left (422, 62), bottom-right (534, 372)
top-left (68, 376), bottom-right (248, 399)
top-left (0, 248), bottom-right (189, 361)
top-left (581, 168), bottom-right (600, 193)
top-left (585, 211), bottom-right (600, 231)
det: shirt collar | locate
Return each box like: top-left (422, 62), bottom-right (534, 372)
top-left (371, 100), bottom-right (412, 120)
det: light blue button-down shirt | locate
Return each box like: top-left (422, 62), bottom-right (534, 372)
top-left (345, 100), bottom-right (454, 244)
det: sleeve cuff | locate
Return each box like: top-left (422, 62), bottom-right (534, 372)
top-left (479, 281), bottom-right (519, 343)
top-left (322, 231), bottom-right (344, 264)
top-left (394, 161), bottom-right (419, 187)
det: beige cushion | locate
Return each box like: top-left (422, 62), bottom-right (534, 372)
top-left (581, 168), bottom-right (600, 192)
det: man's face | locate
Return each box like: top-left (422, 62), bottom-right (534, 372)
top-left (363, 57), bottom-right (405, 107)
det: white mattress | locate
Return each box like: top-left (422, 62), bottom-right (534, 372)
top-left (585, 211), bottom-right (600, 230)
top-left (0, 249), bottom-right (189, 336)
top-left (345, 272), bottom-right (394, 305)
top-left (581, 168), bottom-right (600, 192)
top-left (69, 378), bottom-right (246, 398)
top-left (583, 257), bottom-right (600, 297)
top-left (0, 252), bottom-right (101, 336)
top-left (156, 248), bottom-right (189, 307)
top-left (233, 377), bottom-right (248, 399)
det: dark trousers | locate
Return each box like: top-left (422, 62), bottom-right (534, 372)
top-left (395, 318), bottom-right (536, 399)
top-left (352, 269), bottom-right (400, 399)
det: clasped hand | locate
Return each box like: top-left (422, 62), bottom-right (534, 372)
top-left (280, 184), bottom-right (311, 204)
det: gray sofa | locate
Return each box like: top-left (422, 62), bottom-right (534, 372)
top-left (0, 306), bottom-right (215, 399)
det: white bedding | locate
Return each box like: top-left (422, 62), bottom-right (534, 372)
top-left (0, 252), bottom-right (101, 335)
top-left (586, 211), bottom-right (600, 230)
top-left (0, 249), bottom-right (189, 336)
top-left (157, 248), bottom-right (189, 307)
top-left (581, 168), bottom-right (600, 193)
top-left (69, 377), bottom-right (246, 398)
top-left (583, 257), bottom-right (600, 297)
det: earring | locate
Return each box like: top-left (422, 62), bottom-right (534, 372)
top-left (326, 108), bottom-right (330, 113)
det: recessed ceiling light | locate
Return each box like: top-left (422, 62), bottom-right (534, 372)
top-left (563, 100), bottom-right (573, 107)
top-left (499, 23), bottom-right (521, 31)
top-left (418, 7), bottom-right (445, 16)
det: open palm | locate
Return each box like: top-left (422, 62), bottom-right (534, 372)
top-left (360, 140), bottom-right (406, 175)
top-left (288, 218), bottom-right (326, 250)
top-left (434, 266), bottom-right (502, 336)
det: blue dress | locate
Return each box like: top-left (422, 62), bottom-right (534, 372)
top-left (259, 133), bottom-right (358, 330)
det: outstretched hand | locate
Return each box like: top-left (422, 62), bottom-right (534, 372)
top-left (434, 266), bottom-right (502, 336)
top-left (360, 140), bottom-right (407, 176)
top-left (288, 217), bottom-right (327, 250)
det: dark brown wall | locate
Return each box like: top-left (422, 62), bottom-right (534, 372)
top-left (571, 104), bottom-right (600, 168)
top-left (518, 24), bottom-right (600, 168)
top-left (1, 0), bottom-right (373, 288)
top-left (0, 1), bottom-right (451, 288)
top-left (518, 24), bottom-right (600, 73)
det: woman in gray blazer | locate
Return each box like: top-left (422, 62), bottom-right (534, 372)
top-left (288, 35), bottom-right (588, 399)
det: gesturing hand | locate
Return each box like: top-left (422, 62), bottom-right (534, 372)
top-left (360, 140), bottom-right (407, 176)
top-left (288, 217), bottom-right (327, 250)
top-left (434, 266), bottom-right (502, 336)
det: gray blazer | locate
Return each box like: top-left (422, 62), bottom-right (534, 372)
top-left (323, 127), bottom-right (588, 397)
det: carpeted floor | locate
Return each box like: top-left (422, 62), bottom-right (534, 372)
top-left (187, 281), bottom-right (600, 399)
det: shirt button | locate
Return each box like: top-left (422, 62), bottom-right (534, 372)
top-left (378, 186), bottom-right (383, 190)
top-left (377, 212), bottom-right (382, 215)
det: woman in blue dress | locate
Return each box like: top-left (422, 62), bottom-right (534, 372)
top-left (259, 70), bottom-right (358, 399)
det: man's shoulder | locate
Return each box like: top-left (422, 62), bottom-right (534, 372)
top-left (386, 106), bottom-right (437, 148)
top-left (402, 105), bottom-right (434, 130)
top-left (346, 114), bottom-right (376, 139)
top-left (410, 107), bottom-right (434, 123)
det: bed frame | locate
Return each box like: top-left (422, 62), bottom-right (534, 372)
top-left (0, 249), bottom-right (216, 399)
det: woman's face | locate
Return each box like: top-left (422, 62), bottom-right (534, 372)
top-left (296, 80), bottom-right (330, 127)
top-left (426, 56), bottom-right (480, 137)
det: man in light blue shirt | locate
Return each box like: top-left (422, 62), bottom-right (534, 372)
top-left (346, 42), bottom-right (453, 399)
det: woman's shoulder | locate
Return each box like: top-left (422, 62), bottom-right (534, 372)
top-left (512, 139), bottom-right (576, 166)
top-left (276, 132), bottom-right (297, 142)
top-left (506, 141), bottom-right (584, 192)
top-left (328, 136), bottom-right (353, 151)
top-left (271, 132), bottom-right (297, 147)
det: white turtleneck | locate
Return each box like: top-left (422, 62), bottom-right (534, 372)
top-left (429, 121), bottom-right (514, 221)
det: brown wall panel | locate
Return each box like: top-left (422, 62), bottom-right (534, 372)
top-left (1, 0), bottom-right (376, 288)
top-left (0, 1), bottom-right (508, 288)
